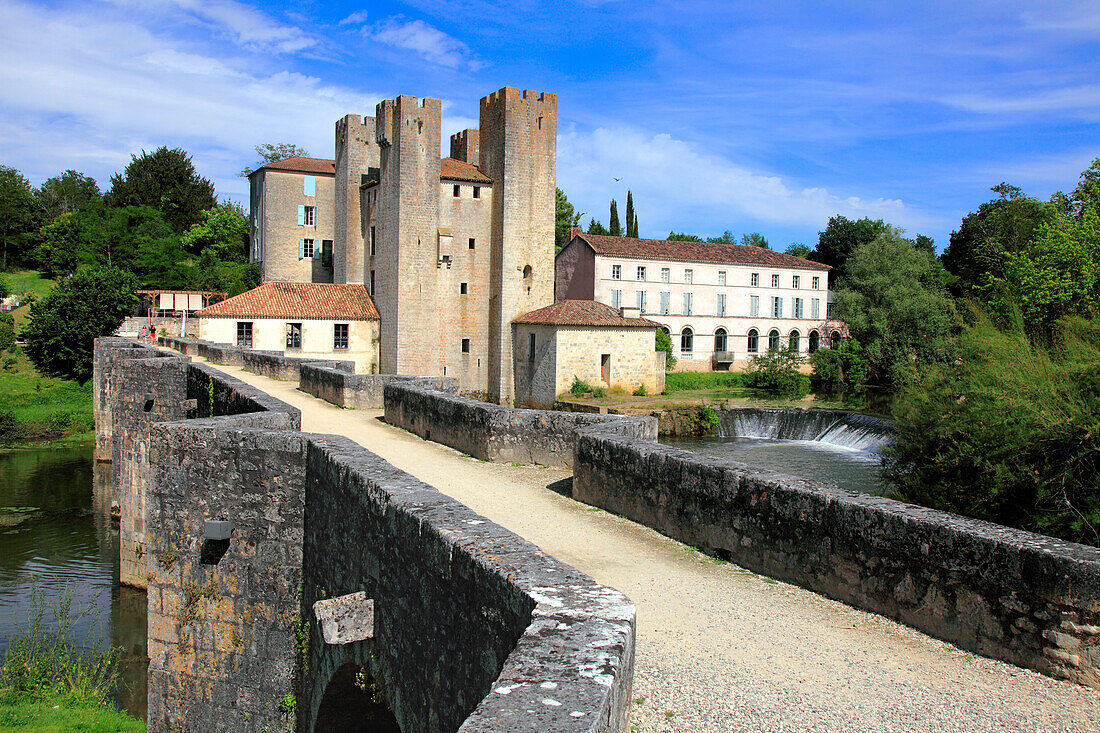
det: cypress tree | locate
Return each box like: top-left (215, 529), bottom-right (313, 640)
top-left (609, 199), bottom-right (621, 237)
top-left (625, 191), bottom-right (635, 238)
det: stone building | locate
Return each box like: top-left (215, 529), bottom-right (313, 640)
top-left (555, 230), bottom-right (844, 371)
top-left (513, 300), bottom-right (663, 407)
top-left (196, 281), bottom-right (380, 373)
top-left (250, 87), bottom-right (557, 404)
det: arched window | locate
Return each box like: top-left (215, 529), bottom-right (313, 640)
top-left (768, 329), bottom-right (780, 351)
top-left (681, 327), bottom-right (694, 354)
top-left (809, 330), bottom-right (820, 353)
top-left (830, 330), bottom-right (841, 348)
top-left (788, 330), bottom-right (800, 352)
top-left (747, 328), bottom-right (759, 353)
top-left (714, 327), bottom-right (728, 353)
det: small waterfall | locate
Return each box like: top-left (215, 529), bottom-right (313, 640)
top-left (717, 408), bottom-right (891, 452)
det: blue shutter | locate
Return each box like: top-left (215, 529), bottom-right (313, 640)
top-left (303, 175), bottom-right (315, 196)
top-left (297, 205), bottom-right (305, 225)
top-left (299, 238), bottom-right (305, 259)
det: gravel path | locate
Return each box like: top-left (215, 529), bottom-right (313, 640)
top-left (193, 359), bottom-right (1100, 732)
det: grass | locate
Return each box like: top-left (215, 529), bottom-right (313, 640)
top-left (0, 688), bottom-right (144, 732)
top-left (0, 348), bottom-right (93, 445)
top-left (663, 371), bottom-right (746, 393)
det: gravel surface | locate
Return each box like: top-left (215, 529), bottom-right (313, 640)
top-left (194, 359), bottom-right (1100, 732)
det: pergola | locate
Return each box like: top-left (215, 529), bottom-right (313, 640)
top-left (135, 290), bottom-right (227, 317)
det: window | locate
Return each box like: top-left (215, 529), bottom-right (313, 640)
top-left (302, 206), bottom-right (315, 226)
top-left (718, 270), bottom-right (726, 286)
top-left (303, 175), bottom-right (315, 196)
top-left (685, 268), bottom-right (693, 284)
top-left (236, 322), bottom-right (253, 348)
top-left (768, 329), bottom-right (780, 351)
top-left (611, 289), bottom-right (622, 309)
top-left (299, 238), bottom-right (315, 259)
top-left (831, 330), bottom-right (842, 347)
top-left (789, 330), bottom-right (800, 351)
top-left (286, 323), bottom-right (302, 350)
top-left (469, 238), bottom-right (476, 250)
top-left (751, 272), bottom-right (760, 287)
top-left (683, 292), bottom-right (693, 316)
top-left (473, 186), bottom-right (480, 199)
top-left (453, 184), bottom-right (461, 197)
top-left (612, 264), bottom-right (621, 280)
top-left (771, 296), bottom-right (783, 318)
top-left (529, 333), bottom-right (536, 360)
top-left (370, 226), bottom-right (376, 257)
top-left (681, 327), bottom-right (694, 354)
top-left (771, 274), bottom-right (780, 287)
top-left (809, 331), bottom-right (820, 353)
top-left (333, 324), bottom-right (349, 350)
top-left (637, 266), bottom-right (646, 281)
top-left (794, 298), bottom-right (803, 319)
top-left (827, 302), bottom-right (836, 319)
top-left (661, 267), bottom-right (670, 283)
top-left (811, 298), bottom-right (820, 320)
top-left (370, 270), bottom-right (375, 295)
top-left (792, 275), bottom-right (800, 289)
top-left (636, 290), bottom-right (646, 312)
top-left (660, 291), bottom-right (670, 315)
top-left (717, 292), bottom-right (726, 317)
top-left (461, 338), bottom-right (471, 353)
top-left (460, 282), bottom-right (468, 295)
top-left (715, 327), bottom-right (728, 353)
top-left (747, 328), bottom-right (759, 353)
top-left (812, 276), bottom-right (820, 290)
top-left (321, 240), bottom-right (333, 268)
top-left (750, 295), bottom-right (760, 317)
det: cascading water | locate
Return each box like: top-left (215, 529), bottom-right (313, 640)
top-left (716, 408), bottom-right (891, 453)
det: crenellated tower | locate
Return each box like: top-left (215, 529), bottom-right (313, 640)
top-left (334, 113), bottom-right (379, 285)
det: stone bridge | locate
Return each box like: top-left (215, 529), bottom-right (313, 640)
top-left (95, 337), bottom-right (1100, 732)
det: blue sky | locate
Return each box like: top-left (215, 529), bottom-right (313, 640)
top-left (2, 0), bottom-right (1098, 251)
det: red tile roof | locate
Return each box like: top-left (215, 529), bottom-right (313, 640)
top-left (196, 282), bottom-right (379, 320)
top-left (440, 157), bottom-right (492, 183)
top-left (514, 300), bottom-right (662, 328)
top-left (257, 157), bottom-right (336, 176)
top-left (570, 232), bottom-right (830, 271)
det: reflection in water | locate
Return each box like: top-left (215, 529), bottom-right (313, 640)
top-left (665, 435), bottom-right (886, 496)
top-left (0, 445), bottom-right (147, 719)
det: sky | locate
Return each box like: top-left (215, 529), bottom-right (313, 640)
top-left (1, 0), bottom-right (1099, 252)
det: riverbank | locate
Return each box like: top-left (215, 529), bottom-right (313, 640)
top-left (0, 688), bottom-right (144, 731)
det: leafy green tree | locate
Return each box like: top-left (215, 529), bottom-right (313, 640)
top-left (34, 213), bottom-right (85, 279)
top-left (1068, 158), bottom-right (1100, 221)
top-left (656, 329), bottom-right (676, 371)
top-left (814, 215), bottom-right (888, 283)
top-left (809, 338), bottom-right (869, 392)
top-left (785, 243), bottom-right (812, 258)
top-left (24, 266), bottom-right (138, 382)
top-left (625, 190), bottom-right (640, 238)
top-left (744, 347), bottom-right (809, 397)
top-left (913, 235), bottom-right (935, 256)
top-left (884, 309), bottom-right (1100, 546)
top-left (240, 143), bottom-right (310, 177)
top-left (36, 170), bottom-right (101, 222)
top-left (667, 231), bottom-right (703, 242)
top-left (587, 218), bottom-right (609, 236)
top-left (834, 228), bottom-right (958, 384)
top-left (106, 147), bottom-right (216, 233)
top-left (707, 231), bottom-right (736, 244)
top-left (609, 199), bottom-right (622, 237)
top-left (180, 201), bottom-right (248, 258)
top-left (740, 232), bottom-right (770, 249)
top-left (0, 313), bottom-right (14, 354)
top-left (0, 165), bottom-right (40, 268)
top-left (0, 275), bottom-right (9, 299)
top-left (555, 188), bottom-right (581, 248)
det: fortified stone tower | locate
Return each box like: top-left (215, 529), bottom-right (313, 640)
top-left (449, 129), bottom-right (480, 166)
top-left (374, 96), bottom-right (443, 376)
top-left (479, 88), bottom-right (557, 404)
top-left (334, 114), bottom-right (379, 285)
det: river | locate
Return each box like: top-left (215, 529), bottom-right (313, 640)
top-left (0, 442), bottom-right (147, 719)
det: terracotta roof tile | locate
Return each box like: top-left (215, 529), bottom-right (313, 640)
top-left (440, 157), bottom-right (492, 183)
top-left (571, 232), bottom-right (830, 271)
top-left (256, 157), bottom-right (336, 176)
top-left (196, 282), bottom-right (379, 320)
top-left (514, 300), bottom-right (662, 328)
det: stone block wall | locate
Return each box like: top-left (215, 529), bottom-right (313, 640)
top-left (384, 381), bottom-right (656, 468)
top-left (300, 363), bottom-right (457, 409)
top-left (573, 426), bottom-right (1100, 689)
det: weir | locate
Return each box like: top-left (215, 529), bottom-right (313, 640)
top-left (716, 407), bottom-right (892, 452)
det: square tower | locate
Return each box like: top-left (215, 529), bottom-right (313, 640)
top-left (334, 114), bottom-right (379, 285)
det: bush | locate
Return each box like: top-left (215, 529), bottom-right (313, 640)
top-left (592, 386), bottom-right (607, 398)
top-left (0, 407), bottom-right (22, 446)
top-left (0, 312), bottom-right (14, 353)
top-left (810, 339), bottom-right (870, 392)
top-left (884, 308), bottom-right (1100, 546)
top-left (633, 384), bottom-right (647, 396)
top-left (743, 348), bottom-right (809, 397)
top-left (656, 329), bottom-right (676, 371)
top-left (663, 372), bottom-right (744, 392)
top-left (569, 377), bottom-right (592, 397)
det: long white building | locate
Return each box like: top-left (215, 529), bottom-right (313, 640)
top-left (555, 230), bottom-right (844, 370)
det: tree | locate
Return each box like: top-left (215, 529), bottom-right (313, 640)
top-left (106, 147), bottom-right (216, 233)
top-left (744, 347), bottom-right (809, 397)
top-left (24, 266), bottom-right (138, 382)
top-left (587, 218), bottom-right (609, 236)
top-left (180, 201), bottom-right (248, 258)
top-left (813, 216), bottom-right (888, 283)
top-left (36, 170), bottom-right (101, 222)
top-left (833, 228), bottom-right (958, 384)
top-left (555, 188), bottom-right (581, 248)
top-left (1068, 158), bottom-right (1100, 221)
top-left (240, 143), bottom-right (310, 177)
top-left (809, 338), bottom-right (869, 392)
top-left (656, 329), bottom-right (676, 371)
top-left (667, 231), bottom-right (703, 242)
top-left (625, 190), bottom-right (640, 238)
top-left (785, 243), bottom-right (812, 258)
top-left (913, 235), bottom-right (935, 256)
top-left (0, 313), bottom-right (13, 354)
top-left (609, 199), bottom-right (622, 237)
top-left (740, 232), bottom-right (770, 249)
top-left (35, 213), bottom-right (86, 279)
top-left (707, 231), bottom-right (736, 244)
top-left (0, 165), bottom-right (40, 268)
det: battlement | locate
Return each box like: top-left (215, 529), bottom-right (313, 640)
top-left (481, 86), bottom-right (556, 107)
top-left (375, 95), bottom-right (441, 147)
top-left (449, 128), bottom-right (480, 165)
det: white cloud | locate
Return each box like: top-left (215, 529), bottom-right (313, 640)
top-left (338, 10), bottom-right (369, 26)
top-left (557, 126), bottom-right (927, 237)
top-left (366, 17), bottom-right (481, 70)
top-left (109, 0), bottom-right (315, 54)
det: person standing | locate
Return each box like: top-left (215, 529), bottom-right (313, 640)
top-left (149, 326), bottom-right (157, 344)
top-left (140, 325), bottom-right (148, 342)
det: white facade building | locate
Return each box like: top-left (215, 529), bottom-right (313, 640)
top-left (555, 231), bottom-right (845, 370)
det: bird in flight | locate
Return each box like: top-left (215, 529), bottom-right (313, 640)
top-left (613, 177), bottom-right (622, 182)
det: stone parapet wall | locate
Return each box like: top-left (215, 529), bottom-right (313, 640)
top-left (384, 381), bottom-right (656, 468)
top-left (573, 426), bottom-right (1100, 689)
top-left (301, 362), bottom-right (457, 409)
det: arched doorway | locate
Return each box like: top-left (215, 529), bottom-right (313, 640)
top-left (831, 330), bottom-right (841, 348)
top-left (788, 330), bottom-right (800, 352)
top-left (768, 329), bottom-right (780, 351)
top-left (809, 330), bottom-right (820, 353)
top-left (714, 327), bottom-right (728, 353)
top-left (747, 328), bottom-right (759, 354)
top-left (315, 663), bottom-right (400, 732)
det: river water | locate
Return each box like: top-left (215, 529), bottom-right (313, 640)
top-left (0, 443), bottom-right (147, 719)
